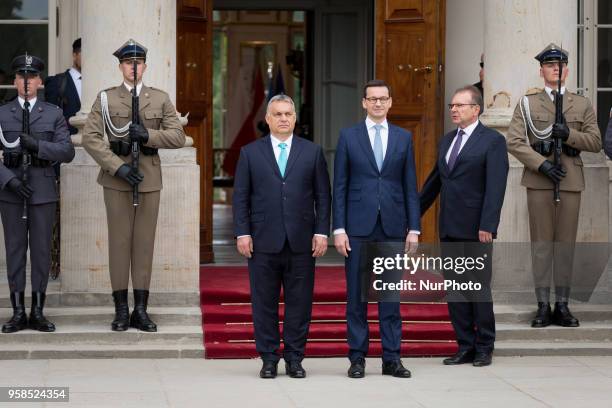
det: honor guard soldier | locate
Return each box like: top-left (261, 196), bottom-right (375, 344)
top-left (82, 39), bottom-right (185, 332)
top-left (507, 43), bottom-right (602, 328)
top-left (0, 54), bottom-right (75, 333)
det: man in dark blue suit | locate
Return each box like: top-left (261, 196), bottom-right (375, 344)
top-left (420, 85), bottom-right (509, 367)
top-left (44, 38), bottom-right (81, 135)
top-left (233, 94), bottom-right (331, 379)
top-left (333, 80), bottom-right (419, 378)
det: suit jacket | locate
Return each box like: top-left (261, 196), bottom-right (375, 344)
top-left (82, 83), bottom-right (186, 192)
top-left (233, 135), bottom-right (331, 253)
top-left (506, 89), bottom-right (601, 192)
top-left (333, 121), bottom-right (420, 238)
top-left (44, 70), bottom-right (81, 134)
top-left (420, 122), bottom-right (509, 240)
top-left (0, 99), bottom-right (75, 204)
top-left (604, 116), bottom-right (612, 160)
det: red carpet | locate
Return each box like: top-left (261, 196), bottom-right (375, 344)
top-left (200, 265), bottom-right (457, 358)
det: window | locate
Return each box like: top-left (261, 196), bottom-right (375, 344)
top-left (0, 0), bottom-right (56, 104)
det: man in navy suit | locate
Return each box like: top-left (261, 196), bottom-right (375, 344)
top-left (233, 94), bottom-right (330, 379)
top-left (44, 38), bottom-right (81, 135)
top-left (420, 85), bottom-right (509, 367)
top-left (333, 80), bottom-right (419, 378)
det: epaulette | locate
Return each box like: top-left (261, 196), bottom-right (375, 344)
top-left (41, 101), bottom-right (61, 109)
top-left (525, 87), bottom-right (543, 96)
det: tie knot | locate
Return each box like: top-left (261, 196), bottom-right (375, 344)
top-left (458, 129), bottom-right (465, 137)
top-left (373, 124), bottom-right (382, 131)
top-left (278, 142), bottom-right (287, 150)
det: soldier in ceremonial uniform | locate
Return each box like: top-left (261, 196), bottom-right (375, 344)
top-left (82, 40), bottom-right (185, 332)
top-left (0, 54), bottom-right (75, 333)
top-left (507, 44), bottom-right (601, 328)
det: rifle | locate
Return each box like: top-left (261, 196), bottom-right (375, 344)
top-left (553, 58), bottom-right (563, 204)
top-left (131, 60), bottom-right (140, 207)
top-left (21, 68), bottom-right (31, 219)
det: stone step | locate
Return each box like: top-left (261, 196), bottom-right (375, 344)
top-left (0, 343), bottom-right (204, 359)
top-left (0, 324), bottom-right (203, 346)
top-left (496, 322), bottom-right (612, 342)
top-left (493, 304), bottom-right (612, 323)
top-left (495, 341), bottom-right (612, 356)
top-left (0, 306), bottom-right (202, 326)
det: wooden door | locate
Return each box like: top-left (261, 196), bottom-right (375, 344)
top-left (177, 0), bottom-right (214, 262)
top-left (375, 0), bottom-right (445, 243)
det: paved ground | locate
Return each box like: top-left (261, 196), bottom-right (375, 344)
top-left (1, 356), bottom-right (612, 407)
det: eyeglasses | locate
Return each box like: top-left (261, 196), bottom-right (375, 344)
top-left (364, 97), bottom-right (390, 104)
top-left (448, 103), bottom-right (477, 110)
top-left (479, 62), bottom-right (484, 68)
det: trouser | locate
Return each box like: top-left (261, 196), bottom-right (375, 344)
top-left (0, 201), bottom-right (56, 292)
top-left (103, 189), bottom-right (160, 291)
top-left (526, 189), bottom-right (580, 290)
top-left (248, 240), bottom-right (315, 363)
top-left (346, 216), bottom-right (403, 363)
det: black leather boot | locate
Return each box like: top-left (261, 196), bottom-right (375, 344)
top-left (553, 287), bottom-right (579, 327)
top-left (531, 287), bottom-right (552, 328)
top-left (2, 292), bottom-right (27, 333)
top-left (28, 292), bottom-right (55, 332)
top-left (111, 290), bottom-right (130, 331)
top-left (129, 290), bottom-right (157, 332)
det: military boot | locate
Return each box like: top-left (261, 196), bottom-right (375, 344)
top-left (2, 292), bottom-right (27, 333)
top-left (552, 287), bottom-right (579, 327)
top-left (111, 290), bottom-right (130, 331)
top-left (130, 290), bottom-right (157, 332)
top-left (531, 287), bottom-right (552, 328)
top-left (28, 292), bottom-right (55, 332)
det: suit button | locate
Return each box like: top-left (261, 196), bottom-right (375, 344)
top-left (283, 197), bottom-right (287, 200)
top-left (282, 182), bottom-right (286, 185)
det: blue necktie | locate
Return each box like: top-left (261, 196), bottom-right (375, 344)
top-left (447, 129), bottom-right (465, 171)
top-left (373, 124), bottom-right (383, 171)
top-left (278, 142), bottom-right (288, 177)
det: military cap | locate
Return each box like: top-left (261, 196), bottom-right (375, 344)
top-left (72, 38), bottom-right (81, 53)
top-left (535, 43), bottom-right (569, 64)
top-left (113, 39), bottom-right (147, 62)
top-left (11, 53), bottom-right (45, 75)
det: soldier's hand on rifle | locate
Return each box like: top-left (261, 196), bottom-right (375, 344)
top-left (552, 122), bottom-right (570, 142)
top-left (6, 178), bottom-right (33, 199)
top-left (20, 132), bottom-right (39, 152)
top-left (538, 160), bottom-right (566, 183)
top-left (129, 123), bottom-right (149, 144)
top-left (115, 164), bottom-right (144, 186)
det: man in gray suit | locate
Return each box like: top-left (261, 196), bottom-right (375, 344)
top-left (0, 54), bottom-right (75, 333)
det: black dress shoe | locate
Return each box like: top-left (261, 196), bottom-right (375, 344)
top-left (531, 302), bottom-right (552, 328)
top-left (285, 361), bottom-right (306, 378)
top-left (130, 290), bottom-right (157, 332)
top-left (28, 292), bottom-right (55, 332)
top-left (2, 292), bottom-right (27, 333)
top-left (259, 361), bottom-right (278, 379)
top-left (111, 290), bottom-right (130, 332)
top-left (443, 350), bottom-right (474, 365)
top-left (382, 360), bottom-right (411, 378)
top-left (552, 302), bottom-right (579, 327)
top-left (473, 352), bottom-right (492, 367)
top-left (348, 358), bottom-right (366, 378)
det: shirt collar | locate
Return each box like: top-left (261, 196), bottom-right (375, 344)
top-left (365, 116), bottom-right (388, 130)
top-left (458, 119), bottom-right (479, 137)
top-left (17, 96), bottom-right (37, 110)
top-left (123, 82), bottom-right (143, 96)
top-left (545, 85), bottom-right (566, 99)
top-left (270, 134), bottom-right (293, 147)
top-left (69, 67), bottom-right (81, 80)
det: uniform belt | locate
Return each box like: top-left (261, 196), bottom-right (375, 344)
top-left (3, 152), bottom-right (51, 168)
top-left (110, 141), bottom-right (158, 157)
top-left (531, 141), bottom-right (581, 157)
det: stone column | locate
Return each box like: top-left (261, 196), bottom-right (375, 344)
top-left (60, 0), bottom-right (200, 298)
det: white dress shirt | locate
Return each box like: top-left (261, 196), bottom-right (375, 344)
top-left (123, 82), bottom-right (143, 96)
top-left (69, 67), bottom-right (82, 101)
top-left (237, 134), bottom-right (327, 239)
top-left (544, 85), bottom-right (566, 102)
top-left (445, 119), bottom-right (480, 163)
top-left (17, 96), bottom-right (36, 111)
top-left (333, 117), bottom-right (420, 236)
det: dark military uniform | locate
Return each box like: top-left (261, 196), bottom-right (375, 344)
top-left (0, 55), bottom-right (75, 333)
top-left (507, 44), bottom-right (602, 327)
top-left (82, 40), bottom-right (185, 332)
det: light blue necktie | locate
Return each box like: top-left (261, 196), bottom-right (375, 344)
top-left (373, 124), bottom-right (383, 171)
top-left (277, 142), bottom-right (288, 177)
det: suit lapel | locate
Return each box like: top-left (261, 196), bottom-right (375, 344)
top-left (450, 122), bottom-right (483, 172)
top-left (118, 83), bottom-right (132, 109)
top-left (283, 136), bottom-right (304, 179)
top-left (538, 91), bottom-right (555, 115)
top-left (563, 92), bottom-right (574, 115)
top-left (356, 121), bottom-right (380, 173)
top-left (380, 125), bottom-right (397, 173)
top-left (439, 131), bottom-right (454, 175)
top-left (28, 100), bottom-right (43, 125)
top-left (139, 85), bottom-right (151, 113)
top-left (257, 135), bottom-right (282, 179)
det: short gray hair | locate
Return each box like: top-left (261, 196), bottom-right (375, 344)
top-left (266, 94), bottom-right (295, 114)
